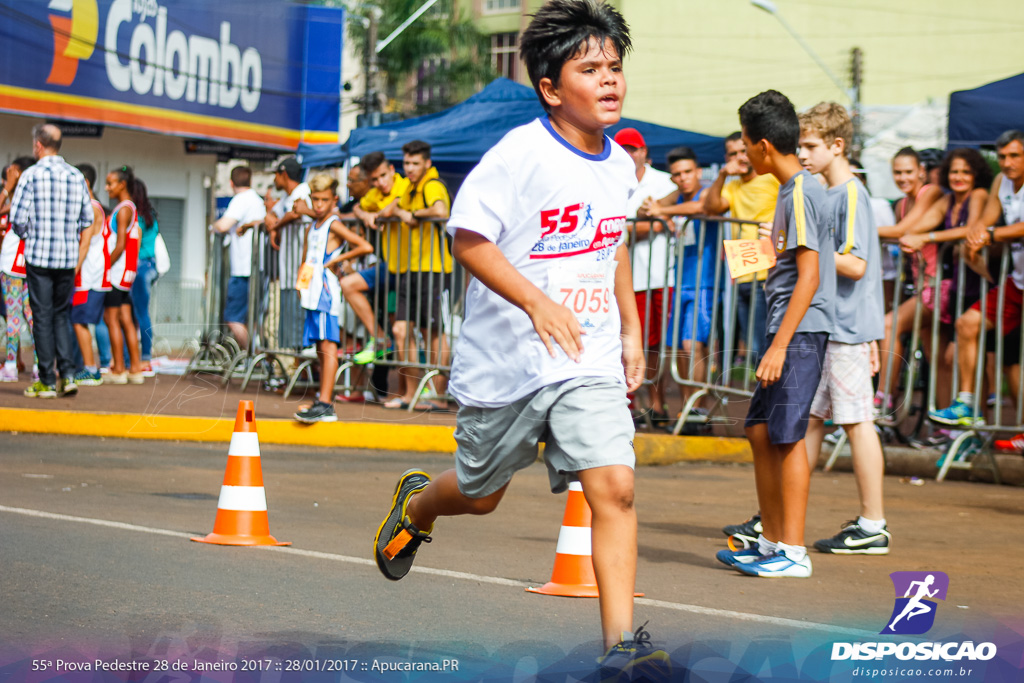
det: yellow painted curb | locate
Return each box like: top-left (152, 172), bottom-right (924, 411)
top-left (0, 407), bottom-right (456, 453)
top-left (0, 407), bottom-right (752, 464)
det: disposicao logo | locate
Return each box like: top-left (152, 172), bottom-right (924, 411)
top-left (882, 570), bottom-right (948, 635)
top-left (831, 571), bottom-right (998, 663)
top-left (47, 0), bottom-right (99, 86)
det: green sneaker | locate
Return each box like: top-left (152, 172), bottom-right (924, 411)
top-left (353, 338), bottom-right (385, 365)
top-left (24, 381), bottom-right (58, 398)
top-left (59, 378), bottom-right (78, 397)
top-left (373, 469), bottom-right (432, 581)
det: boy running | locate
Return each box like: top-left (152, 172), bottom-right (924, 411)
top-left (372, 0), bottom-right (668, 672)
top-left (293, 174), bottom-right (372, 424)
top-left (715, 90), bottom-right (834, 578)
top-left (797, 102), bottom-right (890, 555)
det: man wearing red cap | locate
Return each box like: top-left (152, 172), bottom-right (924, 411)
top-left (614, 127), bottom-right (676, 424)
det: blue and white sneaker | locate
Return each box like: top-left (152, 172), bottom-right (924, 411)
top-left (734, 549), bottom-right (812, 578)
top-left (929, 400), bottom-right (984, 426)
top-left (716, 546), bottom-right (764, 568)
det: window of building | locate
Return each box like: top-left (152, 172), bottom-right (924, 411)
top-left (491, 32), bottom-right (520, 81)
top-left (416, 57), bottom-right (448, 109)
top-left (484, 0), bottom-right (520, 13)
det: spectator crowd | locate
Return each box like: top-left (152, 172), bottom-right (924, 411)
top-left (4, 117), bottom-right (1024, 448)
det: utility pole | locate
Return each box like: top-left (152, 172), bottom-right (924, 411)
top-left (850, 47), bottom-right (863, 157)
top-left (363, 6), bottom-right (382, 126)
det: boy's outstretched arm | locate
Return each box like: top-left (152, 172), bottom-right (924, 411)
top-left (452, 228), bottom-right (583, 362)
top-left (613, 242), bottom-right (644, 392)
top-left (757, 246), bottom-right (818, 386)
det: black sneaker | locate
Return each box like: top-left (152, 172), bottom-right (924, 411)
top-left (814, 520), bottom-right (891, 555)
top-left (722, 513), bottom-right (762, 549)
top-left (597, 621), bottom-right (672, 683)
top-left (373, 469), bottom-right (432, 581)
top-left (294, 401), bottom-right (337, 424)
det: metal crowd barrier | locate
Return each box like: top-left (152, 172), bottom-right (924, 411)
top-left (823, 237), bottom-right (1024, 483)
top-left (625, 214), bottom-right (765, 436)
top-left (205, 215), bottom-right (463, 407)
top-left (184, 227), bottom-right (241, 375)
top-left (824, 241), bottom-right (929, 471)
top-left (358, 216), bottom-right (463, 410)
top-left (933, 244), bottom-right (1024, 482)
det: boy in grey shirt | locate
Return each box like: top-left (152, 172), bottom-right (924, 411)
top-left (798, 102), bottom-right (891, 557)
top-left (716, 90), bottom-right (834, 579)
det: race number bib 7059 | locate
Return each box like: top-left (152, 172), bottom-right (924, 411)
top-left (548, 260), bottom-right (617, 331)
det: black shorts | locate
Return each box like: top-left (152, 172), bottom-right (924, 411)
top-left (745, 332), bottom-right (828, 445)
top-left (395, 271), bottom-right (447, 329)
top-left (104, 288), bottom-right (133, 308)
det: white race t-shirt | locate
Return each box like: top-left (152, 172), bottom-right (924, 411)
top-left (223, 188), bottom-right (267, 277)
top-left (998, 174), bottom-right (1024, 290)
top-left (446, 117), bottom-right (637, 408)
top-left (626, 163), bottom-right (677, 292)
top-left (275, 182), bottom-right (312, 286)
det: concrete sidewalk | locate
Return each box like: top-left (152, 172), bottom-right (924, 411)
top-left (1, 370), bottom-right (1022, 483)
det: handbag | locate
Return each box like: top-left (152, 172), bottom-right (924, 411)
top-left (154, 232), bottom-right (171, 276)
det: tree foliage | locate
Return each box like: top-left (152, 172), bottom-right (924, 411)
top-left (346, 0), bottom-right (494, 115)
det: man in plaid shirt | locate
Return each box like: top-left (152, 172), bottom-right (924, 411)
top-left (7, 123), bottom-right (93, 398)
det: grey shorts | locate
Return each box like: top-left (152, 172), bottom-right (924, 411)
top-left (454, 376), bottom-right (635, 498)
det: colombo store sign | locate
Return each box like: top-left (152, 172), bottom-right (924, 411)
top-left (0, 0), bottom-right (344, 149)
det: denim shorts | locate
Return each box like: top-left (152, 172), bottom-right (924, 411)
top-left (224, 276), bottom-right (249, 324)
top-left (745, 332), bottom-right (828, 445)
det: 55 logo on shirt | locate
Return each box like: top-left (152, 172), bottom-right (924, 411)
top-left (531, 201), bottom-right (624, 261)
top-left (540, 203), bottom-right (585, 238)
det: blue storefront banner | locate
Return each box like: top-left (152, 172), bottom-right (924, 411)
top-left (0, 0), bottom-right (344, 149)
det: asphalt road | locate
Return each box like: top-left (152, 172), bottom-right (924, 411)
top-left (1, 433), bottom-right (1022, 682)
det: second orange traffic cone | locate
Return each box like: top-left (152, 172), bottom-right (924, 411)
top-left (526, 481), bottom-right (642, 598)
top-left (191, 401), bottom-right (290, 547)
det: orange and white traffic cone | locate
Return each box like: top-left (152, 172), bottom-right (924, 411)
top-left (526, 481), bottom-right (642, 598)
top-left (191, 400), bottom-right (290, 547)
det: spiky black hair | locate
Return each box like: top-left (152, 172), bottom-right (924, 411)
top-left (520, 0), bottom-right (631, 113)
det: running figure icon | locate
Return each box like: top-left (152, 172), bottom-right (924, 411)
top-left (888, 574), bottom-right (939, 631)
top-left (582, 203), bottom-right (595, 229)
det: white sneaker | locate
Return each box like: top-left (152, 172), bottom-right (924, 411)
top-left (107, 371), bottom-right (128, 385)
top-left (735, 549), bottom-right (812, 578)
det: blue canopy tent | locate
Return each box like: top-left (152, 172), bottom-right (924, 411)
top-left (298, 78), bottom-right (724, 172)
top-left (948, 72), bottom-right (1024, 147)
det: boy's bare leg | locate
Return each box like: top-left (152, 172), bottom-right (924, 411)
top-left (227, 322), bottom-right (249, 351)
top-left (392, 319), bottom-right (417, 401)
top-left (804, 416), bottom-right (827, 470)
top-left (405, 469), bottom-right (509, 529)
top-left (844, 420), bottom-right (885, 521)
top-left (429, 331), bottom-right (450, 396)
top-left (778, 438), bottom-right (811, 547)
top-left (577, 464), bottom-right (637, 651)
top-left (74, 324), bottom-right (95, 367)
top-left (645, 349), bottom-right (663, 409)
top-left (319, 340), bottom-right (338, 404)
top-left (747, 423), bottom-right (783, 543)
top-left (340, 274), bottom-right (387, 340)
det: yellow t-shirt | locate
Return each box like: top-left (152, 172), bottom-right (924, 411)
top-left (395, 166), bottom-right (452, 273)
top-left (722, 173), bottom-right (780, 282)
top-left (359, 173), bottom-right (411, 273)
